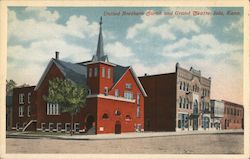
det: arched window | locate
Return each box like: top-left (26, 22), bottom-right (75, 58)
top-left (179, 97), bottom-right (182, 108)
top-left (102, 113), bottom-right (109, 120)
top-left (180, 81), bottom-right (182, 90)
top-left (125, 115), bottom-right (132, 121)
top-left (115, 110), bottom-right (121, 116)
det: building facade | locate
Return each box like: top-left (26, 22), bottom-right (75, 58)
top-left (12, 17), bottom-right (146, 134)
top-left (139, 63), bottom-right (211, 131)
top-left (12, 86), bottom-right (35, 131)
top-left (210, 100), bottom-right (224, 130)
top-left (221, 100), bottom-right (244, 130)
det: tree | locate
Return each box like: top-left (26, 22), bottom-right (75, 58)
top-left (43, 77), bottom-right (87, 135)
top-left (6, 79), bottom-right (17, 95)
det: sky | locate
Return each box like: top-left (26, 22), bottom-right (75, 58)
top-left (7, 7), bottom-right (243, 104)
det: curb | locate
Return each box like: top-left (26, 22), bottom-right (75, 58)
top-left (6, 131), bottom-right (244, 141)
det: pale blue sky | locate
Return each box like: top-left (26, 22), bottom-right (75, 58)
top-left (7, 7), bottom-right (243, 104)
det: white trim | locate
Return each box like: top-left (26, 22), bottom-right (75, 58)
top-left (34, 59), bottom-right (54, 90)
top-left (22, 120), bottom-right (37, 132)
top-left (110, 67), bottom-right (147, 97)
top-left (74, 123), bottom-right (80, 132)
top-left (84, 61), bottom-right (116, 66)
top-left (129, 67), bottom-right (147, 97)
top-left (87, 94), bottom-right (135, 103)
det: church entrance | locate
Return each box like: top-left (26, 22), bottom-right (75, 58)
top-left (115, 121), bottom-right (121, 134)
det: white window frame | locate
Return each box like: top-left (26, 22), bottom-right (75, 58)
top-left (28, 92), bottom-right (31, 104)
top-left (41, 123), bottom-right (46, 131)
top-left (89, 68), bottom-right (92, 78)
top-left (124, 91), bottom-right (133, 100)
top-left (115, 89), bottom-right (119, 97)
top-left (104, 87), bottom-right (108, 96)
top-left (16, 123), bottom-right (19, 130)
top-left (57, 123), bottom-right (62, 132)
top-left (47, 103), bottom-right (60, 115)
top-left (65, 123), bottom-right (71, 132)
top-left (74, 123), bottom-right (80, 133)
top-left (125, 83), bottom-right (132, 89)
top-left (94, 67), bottom-right (98, 77)
top-left (102, 67), bottom-right (105, 78)
top-left (88, 89), bottom-right (92, 95)
top-left (27, 105), bottom-right (31, 117)
top-left (107, 68), bottom-right (111, 79)
top-left (19, 106), bottom-right (24, 117)
top-left (49, 123), bottom-right (54, 132)
top-left (137, 94), bottom-right (140, 105)
top-left (19, 93), bottom-right (25, 104)
top-left (136, 106), bottom-right (140, 118)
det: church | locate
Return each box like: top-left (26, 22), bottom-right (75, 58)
top-left (12, 17), bottom-right (147, 134)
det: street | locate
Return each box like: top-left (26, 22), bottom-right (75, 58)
top-left (6, 133), bottom-right (243, 154)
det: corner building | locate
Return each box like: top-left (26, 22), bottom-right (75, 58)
top-left (12, 18), bottom-right (147, 134)
top-left (139, 63), bottom-right (211, 131)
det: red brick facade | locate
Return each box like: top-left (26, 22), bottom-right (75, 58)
top-left (221, 100), bottom-right (244, 130)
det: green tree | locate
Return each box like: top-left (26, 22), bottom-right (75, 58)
top-left (43, 77), bottom-right (87, 135)
top-left (6, 79), bottom-right (17, 95)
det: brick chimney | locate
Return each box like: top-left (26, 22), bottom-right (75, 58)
top-left (55, 51), bottom-right (59, 60)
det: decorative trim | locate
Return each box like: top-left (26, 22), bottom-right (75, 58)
top-left (87, 94), bottom-right (135, 103)
top-left (84, 61), bottom-right (116, 66)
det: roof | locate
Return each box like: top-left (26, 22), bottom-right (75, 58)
top-left (113, 65), bottom-right (130, 84)
top-left (54, 59), bottom-right (87, 87)
top-left (6, 96), bottom-right (13, 107)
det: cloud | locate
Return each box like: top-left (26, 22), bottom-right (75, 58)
top-left (162, 34), bottom-right (242, 58)
top-left (224, 17), bottom-right (243, 33)
top-left (126, 8), bottom-right (211, 40)
top-left (105, 41), bottom-right (139, 66)
top-left (24, 7), bottom-right (60, 22)
top-left (8, 8), bottom-right (99, 42)
top-left (7, 39), bottom-right (92, 85)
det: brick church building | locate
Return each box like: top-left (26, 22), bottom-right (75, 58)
top-left (12, 17), bottom-right (147, 134)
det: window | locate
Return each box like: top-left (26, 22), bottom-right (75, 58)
top-left (108, 68), bottom-right (111, 79)
top-left (102, 67), bottom-right (105, 78)
top-left (137, 94), bottom-right (140, 105)
top-left (16, 123), bottom-right (19, 130)
top-left (28, 93), bottom-right (31, 104)
top-left (180, 82), bottom-right (182, 90)
top-left (124, 91), bottom-right (133, 100)
top-left (74, 123), bottom-right (80, 132)
top-left (19, 106), bottom-right (24, 117)
top-left (115, 110), bottom-right (121, 116)
top-left (102, 113), bottom-right (109, 120)
top-left (27, 106), bottom-right (31, 117)
top-left (104, 87), bottom-right (108, 96)
top-left (136, 106), bottom-right (140, 117)
top-left (65, 123), bottom-right (71, 132)
top-left (57, 123), bottom-right (62, 131)
top-left (88, 89), bottom-right (91, 95)
top-left (49, 123), bottom-right (54, 131)
top-left (41, 123), bottom-right (46, 131)
top-left (179, 97), bottom-right (182, 108)
top-left (47, 103), bottom-right (60, 115)
top-left (183, 98), bottom-right (186, 108)
top-left (187, 83), bottom-right (189, 91)
top-left (94, 67), bottom-right (98, 77)
top-left (125, 83), bottom-right (132, 89)
top-left (125, 115), bottom-right (132, 121)
top-left (186, 99), bottom-right (189, 109)
top-left (115, 89), bottom-right (119, 97)
top-left (183, 82), bottom-right (186, 91)
top-left (19, 93), bottom-right (25, 104)
top-left (89, 68), bottom-right (92, 77)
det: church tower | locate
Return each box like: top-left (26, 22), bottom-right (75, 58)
top-left (86, 17), bottom-right (115, 95)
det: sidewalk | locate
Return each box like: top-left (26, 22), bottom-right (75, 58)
top-left (6, 129), bottom-right (244, 140)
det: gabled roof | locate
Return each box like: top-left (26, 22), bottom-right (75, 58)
top-left (113, 65), bottom-right (130, 84)
top-left (54, 59), bottom-right (87, 87)
top-left (35, 58), bottom-right (87, 90)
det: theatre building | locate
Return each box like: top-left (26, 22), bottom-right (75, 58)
top-left (12, 18), bottom-right (147, 134)
top-left (139, 63), bottom-right (211, 131)
top-left (221, 100), bottom-right (244, 130)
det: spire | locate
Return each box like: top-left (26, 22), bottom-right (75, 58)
top-left (96, 16), bottom-right (104, 59)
